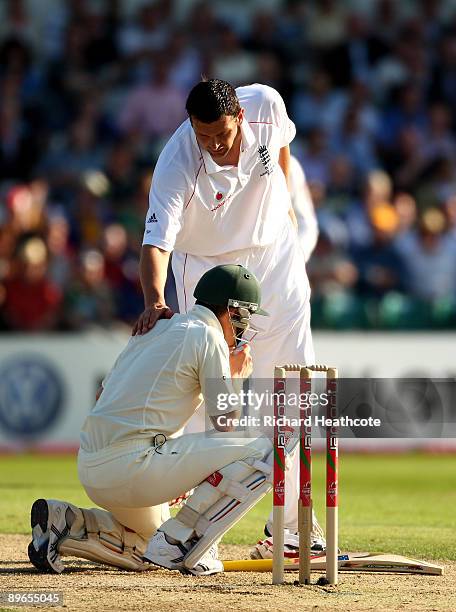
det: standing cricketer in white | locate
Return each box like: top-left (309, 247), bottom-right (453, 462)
top-left (134, 79), bottom-right (324, 557)
top-left (28, 265), bottom-right (283, 575)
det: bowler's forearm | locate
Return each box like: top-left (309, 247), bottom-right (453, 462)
top-left (139, 245), bottom-right (171, 307)
top-left (278, 145), bottom-right (291, 187)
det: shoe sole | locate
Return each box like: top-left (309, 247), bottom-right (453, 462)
top-left (186, 565), bottom-right (223, 576)
top-left (143, 554), bottom-right (220, 576)
top-left (144, 555), bottom-right (188, 573)
top-left (28, 499), bottom-right (54, 572)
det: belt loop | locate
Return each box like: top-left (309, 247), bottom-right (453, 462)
top-left (153, 434), bottom-right (167, 451)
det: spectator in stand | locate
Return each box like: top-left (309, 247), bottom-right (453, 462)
top-left (46, 20), bottom-right (95, 115)
top-left (104, 140), bottom-right (137, 209)
top-left (64, 249), bottom-right (114, 329)
top-left (421, 103), bottom-right (456, 165)
top-left (306, 0), bottom-right (347, 56)
top-left (209, 25), bottom-right (257, 86)
top-left (0, 37), bottom-right (43, 180)
top-left (275, 0), bottom-right (307, 62)
top-left (0, 97), bottom-right (38, 181)
top-left (345, 78), bottom-right (379, 139)
top-left (317, 156), bottom-right (357, 248)
top-left (443, 194), bottom-right (456, 240)
top-left (115, 170), bottom-right (151, 240)
top-left (374, 22), bottom-right (429, 101)
top-left (345, 170), bottom-right (394, 250)
top-left (324, 155), bottom-right (357, 215)
top-left (117, 2), bottom-right (170, 64)
top-left (429, 32), bottom-right (456, 110)
top-left (307, 230), bottom-right (358, 301)
top-left (0, 220), bottom-right (16, 297)
top-left (73, 177), bottom-right (111, 249)
top-left (420, 0), bottom-right (445, 46)
top-left (102, 223), bottom-right (143, 324)
top-left (6, 183), bottom-right (46, 236)
top-left (396, 208), bottom-right (456, 301)
top-left (351, 203), bottom-right (406, 298)
top-left (324, 12), bottom-right (389, 88)
top-left (372, 0), bottom-right (401, 49)
top-left (330, 104), bottom-right (378, 179)
top-left (82, 10), bottom-right (119, 75)
top-left (244, 9), bottom-right (284, 60)
top-left (292, 69), bottom-right (346, 136)
top-left (46, 212), bottom-right (74, 290)
top-left (166, 30), bottom-right (202, 94)
top-left (298, 127), bottom-right (332, 186)
top-left (392, 126), bottom-right (427, 192)
top-left (187, 1), bottom-right (219, 56)
top-left (118, 57), bottom-right (186, 141)
top-left (414, 155), bottom-right (456, 212)
top-left (38, 117), bottom-right (105, 204)
top-left (0, 0), bottom-right (36, 48)
top-left (377, 82), bottom-right (428, 154)
top-left (254, 52), bottom-right (286, 94)
top-left (2, 236), bottom-right (62, 331)
top-left (393, 192), bottom-right (418, 238)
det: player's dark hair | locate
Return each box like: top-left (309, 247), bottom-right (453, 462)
top-left (195, 300), bottom-right (227, 318)
top-left (186, 79), bottom-right (241, 123)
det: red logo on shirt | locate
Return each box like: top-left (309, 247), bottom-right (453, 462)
top-left (211, 192), bottom-right (231, 212)
top-left (206, 471), bottom-right (223, 487)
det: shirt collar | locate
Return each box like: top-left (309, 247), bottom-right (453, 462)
top-left (188, 304), bottom-right (225, 334)
top-left (191, 119), bottom-right (257, 176)
top-left (241, 119), bottom-right (256, 151)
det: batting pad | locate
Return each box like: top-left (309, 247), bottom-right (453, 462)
top-left (59, 507), bottom-right (151, 571)
top-left (165, 439), bottom-right (274, 569)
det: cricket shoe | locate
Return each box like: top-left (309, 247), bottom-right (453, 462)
top-left (186, 541), bottom-right (223, 576)
top-left (28, 499), bottom-right (75, 573)
top-left (249, 529), bottom-right (326, 560)
top-left (144, 531), bottom-right (223, 576)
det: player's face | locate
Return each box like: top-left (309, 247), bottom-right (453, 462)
top-left (191, 109), bottom-right (244, 162)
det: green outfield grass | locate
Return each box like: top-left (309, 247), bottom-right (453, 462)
top-left (1, 453), bottom-right (455, 560)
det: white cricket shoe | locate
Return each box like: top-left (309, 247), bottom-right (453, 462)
top-left (144, 531), bottom-right (223, 576)
top-left (28, 499), bottom-right (75, 573)
top-left (250, 529), bottom-right (326, 560)
top-left (187, 542), bottom-right (223, 576)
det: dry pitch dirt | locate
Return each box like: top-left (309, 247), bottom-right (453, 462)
top-left (1, 535), bottom-right (454, 612)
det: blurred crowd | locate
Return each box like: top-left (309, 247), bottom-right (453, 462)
top-left (1, 0), bottom-right (456, 331)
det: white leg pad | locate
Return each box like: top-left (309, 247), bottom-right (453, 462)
top-left (180, 432), bottom-right (303, 568)
top-left (58, 508), bottom-right (152, 571)
top-left (182, 461), bottom-right (272, 568)
top-left (159, 438), bottom-right (273, 569)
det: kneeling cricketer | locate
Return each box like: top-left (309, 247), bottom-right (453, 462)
top-left (28, 265), bottom-right (292, 575)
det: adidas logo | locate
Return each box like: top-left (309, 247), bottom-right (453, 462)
top-left (147, 213), bottom-right (158, 223)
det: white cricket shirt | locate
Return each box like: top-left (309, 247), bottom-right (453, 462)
top-left (80, 305), bottom-right (238, 452)
top-left (143, 83), bottom-right (296, 256)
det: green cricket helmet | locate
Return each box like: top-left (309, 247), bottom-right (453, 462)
top-left (193, 264), bottom-right (268, 316)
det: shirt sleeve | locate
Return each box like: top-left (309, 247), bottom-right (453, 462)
top-left (198, 327), bottom-right (242, 417)
top-left (142, 150), bottom-right (188, 251)
top-left (289, 157), bottom-right (319, 261)
top-left (261, 85), bottom-right (296, 148)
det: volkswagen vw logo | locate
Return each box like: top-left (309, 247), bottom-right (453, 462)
top-left (0, 356), bottom-right (64, 437)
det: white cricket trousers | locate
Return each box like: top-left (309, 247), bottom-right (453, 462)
top-left (172, 220), bottom-right (315, 531)
top-left (78, 433), bottom-right (270, 540)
